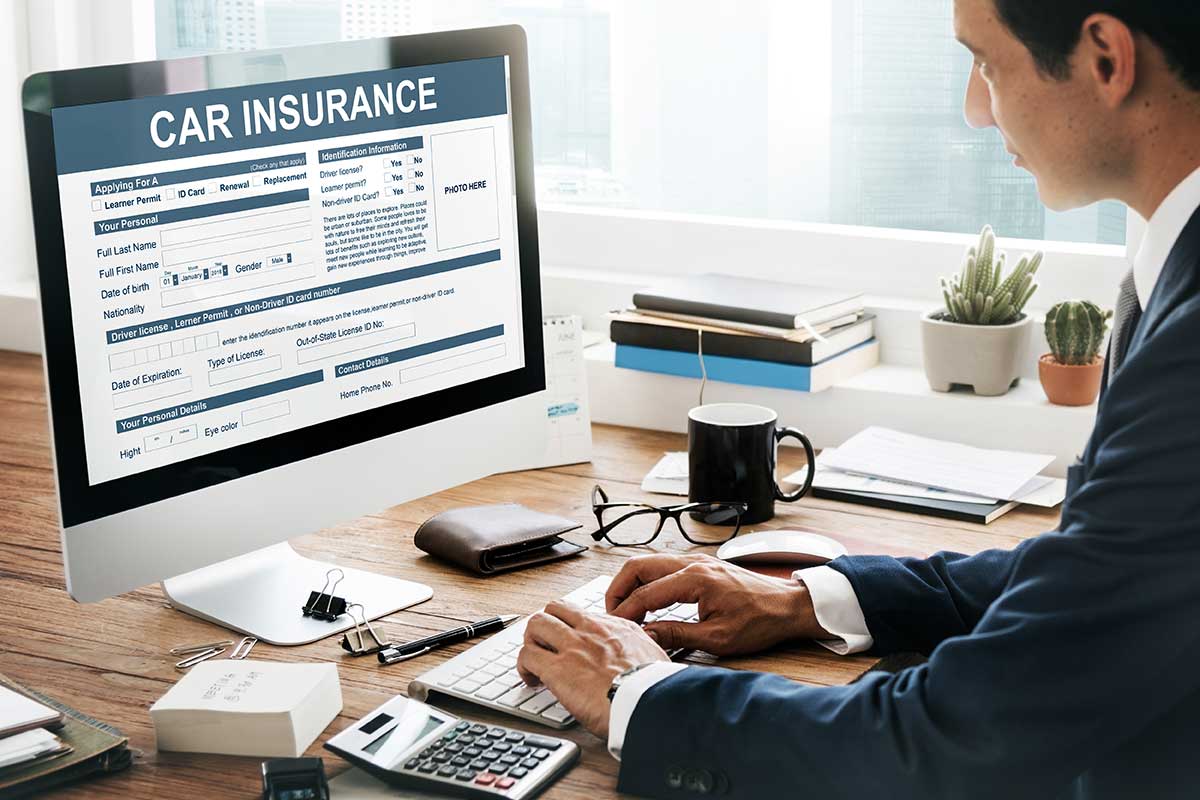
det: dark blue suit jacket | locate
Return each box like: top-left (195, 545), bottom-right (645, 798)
top-left (618, 208), bottom-right (1200, 800)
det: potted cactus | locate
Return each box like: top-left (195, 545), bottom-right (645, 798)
top-left (921, 225), bottom-right (1043, 396)
top-left (1039, 300), bottom-right (1112, 406)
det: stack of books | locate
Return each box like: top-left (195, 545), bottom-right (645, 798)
top-left (611, 274), bottom-right (879, 392)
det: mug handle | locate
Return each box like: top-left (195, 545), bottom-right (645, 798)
top-left (774, 427), bottom-right (816, 503)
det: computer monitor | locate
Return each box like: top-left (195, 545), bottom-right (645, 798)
top-left (21, 26), bottom-right (546, 645)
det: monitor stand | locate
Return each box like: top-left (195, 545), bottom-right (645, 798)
top-left (161, 541), bottom-right (433, 646)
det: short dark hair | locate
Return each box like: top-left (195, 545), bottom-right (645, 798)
top-left (992, 1), bottom-right (1200, 91)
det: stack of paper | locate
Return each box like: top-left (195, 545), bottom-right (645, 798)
top-left (799, 427), bottom-right (1066, 507)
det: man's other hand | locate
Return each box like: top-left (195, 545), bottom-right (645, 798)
top-left (606, 554), bottom-right (831, 656)
top-left (517, 601), bottom-right (670, 739)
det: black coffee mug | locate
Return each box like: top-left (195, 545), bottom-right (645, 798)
top-left (688, 403), bottom-right (816, 525)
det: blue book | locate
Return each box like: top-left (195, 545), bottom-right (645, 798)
top-left (614, 339), bottom-right (879, 392)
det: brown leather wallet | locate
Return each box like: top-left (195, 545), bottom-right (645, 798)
top-left (413, 503), bottom-right (587, 575)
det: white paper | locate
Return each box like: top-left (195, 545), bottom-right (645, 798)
top-left (330, 766), bottom-right (446, 798)
top-left (821, 427), bottom-right (1055, 502)
top-left (0, 729), bottom-right (62, 769)
top-left (641, 451), bottom-right (690, 496)
top-left (537, 315), bottom-right (593, 468)
top-left (0, 684), bottom-right (59, 736)
top-left (786, 449), bottom-right (1000, 504)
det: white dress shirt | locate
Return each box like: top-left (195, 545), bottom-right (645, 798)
top-left (607, 166), bottom-right (1200, 761)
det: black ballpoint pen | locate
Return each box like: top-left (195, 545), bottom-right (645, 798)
top-left (378, 614), bottom-right (523, 665)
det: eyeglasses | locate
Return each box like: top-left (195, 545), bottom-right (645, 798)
top-left (590, 484), bottom-right (747, 547)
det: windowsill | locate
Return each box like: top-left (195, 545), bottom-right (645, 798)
top-left (584, 341), bottom-right (1094, 478)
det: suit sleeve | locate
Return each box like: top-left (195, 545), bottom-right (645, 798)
top-left (824, 541), bottom-right (1035, 655)
top-left (617, 301), bottom-right (1200, 800)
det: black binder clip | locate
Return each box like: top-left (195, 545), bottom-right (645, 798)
top-left (303, 568), bottom-right (348, 622)
top-left (340, 603), bottom-right (394, 657)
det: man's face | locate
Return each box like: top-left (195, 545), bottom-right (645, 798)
top-left (954, 0), bottom-right (1111, 211)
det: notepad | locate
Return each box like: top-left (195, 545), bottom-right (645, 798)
top-left (0, 685), bottom-right (60, 738)
top-left (821, 427), bottom-right (1055, 502)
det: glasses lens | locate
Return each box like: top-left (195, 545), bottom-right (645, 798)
top-left (599, 506), bottom-right (663, 546)
top-left (680, 503), bottom-right (742, 544)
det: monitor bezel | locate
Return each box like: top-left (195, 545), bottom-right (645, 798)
top-left (22, 26), bottom-right (544, 528)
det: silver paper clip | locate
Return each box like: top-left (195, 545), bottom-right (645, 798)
top-left (229, 636), bottom-right (257, 660)
top-left (302, 568), bottom-right (348, 622)
top-left (175, 647), bottom-right (226, 670)
top-left (340, 604), bottom-right (392, 657)
top-left (169, 639), bottom-right (234, 656)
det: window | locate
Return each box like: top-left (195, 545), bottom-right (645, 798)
top-left (154, 0), bottom-right (1124, 247)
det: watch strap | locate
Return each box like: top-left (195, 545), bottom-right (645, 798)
top-left (607, 662), bottom-right (656, 703)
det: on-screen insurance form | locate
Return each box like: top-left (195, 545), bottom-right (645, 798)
top-left (51, 56), bottom-right (525, 485)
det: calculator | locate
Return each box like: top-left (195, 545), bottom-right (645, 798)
top-left (324, 695), bottom-right (580, 799)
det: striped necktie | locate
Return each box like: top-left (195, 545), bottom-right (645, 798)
top-left (1106, 268), bottom-right (1142, 384)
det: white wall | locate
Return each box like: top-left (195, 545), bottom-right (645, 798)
top-left (0, 1), bottom-right (36, 289)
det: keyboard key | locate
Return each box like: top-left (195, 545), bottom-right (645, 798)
top-left (498, 641), bottom-right (520, 653)
top-left (457, 735), bottom-right (476, 745)
top-left (432, 753), bottom-right (451, 763)
top-left (524, 735), bottom-right (562, 750)
top-left (418, 762), bottom-right (438, 774)
top-left (518, 690), bottom-right (558, 714)
top-left (445, 743), bottom-right (463, 754)
top-left (492, 742), bottom-right (512, 752)
top-left (497, 685), bottom-right (541, 708)
top-left (488, 763), bottom-right (508, 774)
top-left (534, 748), bottom-right (550, 759)
top-left (465, 659), bottom-right (488, 670)
top-left (404, 758), bottom-right (421, 769)
top-left (492, 671), bottom-right (524, 690)
top-left (455, 680), bottom-right (485, 694)
top-left (480, 663), bottom-right (508, 677)
top-left (470, 759), bottom-right (489, 770)
top-left (500, 755), bottom-right (520, 766)
top-left (470, 724), bottom-right (488, 735)
top-left (464, 747), bottom-right (482, 757)
top-left (437, 675), bottom-right (461, 688)
top-left (452, 756), bottom-right (470, 767)
top-left (497, 777), bottom-right (516, 789)
top-left (474, 682), bottom-right (510, 701)
top-left (543, 703), bottom-right (573, 723)
top-left (475, 774), bottom-right (496, 786)
top-left (521, 758), bottom-right (540, 769)
top-left (455, 721), bottom-right (470, 731)
top-left (505, 732), bottom-right (525, 743)
top-left (437, 766), bottom-right (457, 778)
top-left (455, 769), bottom-right (476, 781)
top-left (488, 727), bottom-right (507, 738)
top-left (512, 746), bottom-right (531, 756)
top-left (509, 767), bottom-right (529, 779)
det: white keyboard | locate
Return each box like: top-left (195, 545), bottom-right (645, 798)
top-left (407, 575), bottom-right (699, 729)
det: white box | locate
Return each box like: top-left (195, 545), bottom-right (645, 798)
top-left (91, 199), bottom-right (102, 212)
top-left (252, 175), bottom-right (263, 186)
top-left (166, 188), bottom-right (177, 200)
top-left (151, 660), bottom-right (342, 758)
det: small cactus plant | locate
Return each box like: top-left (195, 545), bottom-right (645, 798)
top-left (1045, 300), bottom-right (1112, 366)
top-left (940, 225), bottom-right (1043, 325)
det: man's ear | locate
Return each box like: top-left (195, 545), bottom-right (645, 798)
top-left (1079, 13), bottom-right (1137, 108)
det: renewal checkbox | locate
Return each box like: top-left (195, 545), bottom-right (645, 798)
top-left (91, 199), bottom-right (102, 211)
top-left (206, 183), bottom-right (218, 194)
top-left (166, 188), bottom-right (177, 200)
top-left (252, 175), bottom-right (262, 186)
top-left (384, 173), bottom-right (393, 183)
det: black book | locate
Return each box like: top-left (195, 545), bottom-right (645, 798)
top-left (633, 274), bottom-right (864, 330)
top-left (813, 486), bottom-right (1018, 525)
top-left (610, 313), bottom-right (876, 366)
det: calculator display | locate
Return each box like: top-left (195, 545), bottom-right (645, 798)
top-left (363, 713), bottom-right (444, 756)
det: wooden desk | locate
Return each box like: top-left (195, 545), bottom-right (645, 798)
top-left (0, 350), bottom-right (1060, 798)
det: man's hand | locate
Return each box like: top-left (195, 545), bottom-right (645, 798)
top-left (606, 553), bottom-right (831, 656)
top-left (516, 601), bottom-right (669, 739)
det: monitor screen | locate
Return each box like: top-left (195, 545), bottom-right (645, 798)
top-left (49, 55), bottom-right (526, 487)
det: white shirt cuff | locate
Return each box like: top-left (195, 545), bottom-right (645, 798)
top-left (607, 662), bottom-right (688, 761)
top-left (795, 565), bottom-right (874, 655)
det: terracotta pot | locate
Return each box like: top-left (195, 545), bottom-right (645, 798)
top-left (920, 311), bottom-right (1032, 396)
top-left (1038, 354), bottom-right (1103, 406)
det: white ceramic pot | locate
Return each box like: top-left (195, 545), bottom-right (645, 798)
top-left (920, 310), bottom-right (1032, 396)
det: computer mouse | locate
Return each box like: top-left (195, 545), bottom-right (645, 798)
top-left (716, 530), bottom-right (848, 566)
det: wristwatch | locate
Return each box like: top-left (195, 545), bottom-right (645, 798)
top-left (608, 663), bottom-right (656, 703)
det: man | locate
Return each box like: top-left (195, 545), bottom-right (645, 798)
top-left (515, 1), bottom-right (1200, 797)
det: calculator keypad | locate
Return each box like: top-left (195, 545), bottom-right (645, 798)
top-left (402, 724), bottom-right (563, 792)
